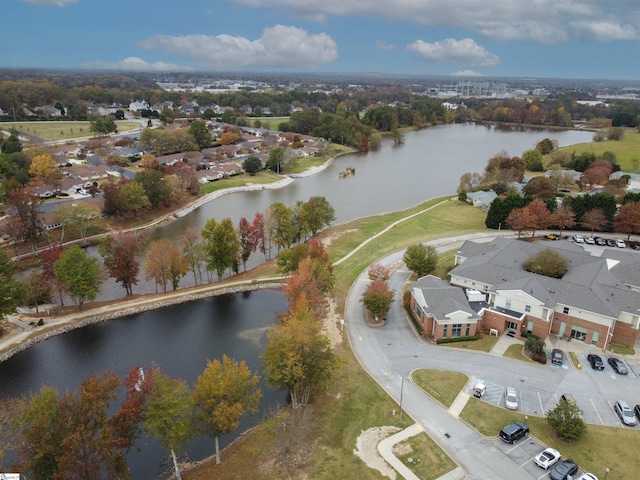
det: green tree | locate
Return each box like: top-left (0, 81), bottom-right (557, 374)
top-left (193, 355), bottom-right (262, 465)
top-left (269, 202), bottom-right (294, 251)
top-left (546, 399), bottom-right (587, 442)
top-left (201, 218), bottom-right (240, 280)
top-left (119, 180), bottom-right (151, 215)
top-left (267, 147), bottom-right (284, 173)
top-left (0, 249), bottom-right (26, 322)
top-left (242, 155), bottom-right (262, 175)
top-left (145, 370), bottom-right (194, 480)
top-left (53, 246), bottom-right (103, 311)
top-left (523, 148), bottom-right (544, 171)
top-left (523, 249), bottom-right (568, 278)
top-left (403, 244), bottom-right (438, 276)
top-left (1, 128), bottom-right (23, 154)
top-left (89, 115), bottom-right (117, 136)
top-left (485, 193), bottom-right (530, 229)
top-left (188, 120), bottom-right (212, 149)
top-left (135, 169), bottom-right (171, 208)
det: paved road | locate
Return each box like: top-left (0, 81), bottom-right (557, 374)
top-left (345, 232), bottom-right (640, 479)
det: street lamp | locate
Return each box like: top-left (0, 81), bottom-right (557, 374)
top-left (605, 467), bottom-right (609, 480)
top-left (400, 376), bottom-right (408, 419)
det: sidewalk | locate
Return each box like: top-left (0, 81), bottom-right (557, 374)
top-left (489, 333), bottom-right (523, 356)
top-left (377, 424), bottom-right (466, 480)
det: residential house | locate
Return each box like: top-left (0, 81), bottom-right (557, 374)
top-left (465, 190), bottom-right (498, 210)
top-left (447, 238), bottom-right (640, 348)
top-left (128, 100), bottom-right (149, 112)
top-left (61, 165), bottom-right (110, 182)
top-left (610, 171), bottom-right (640, 190)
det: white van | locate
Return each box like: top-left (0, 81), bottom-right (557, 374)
top-left (505, 387), bottom-right (518, 410)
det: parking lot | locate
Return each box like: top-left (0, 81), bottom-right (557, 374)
top-left (578, 353), bottom-right (637, 379)
top-left (494, 435), bottom-right (587, 480)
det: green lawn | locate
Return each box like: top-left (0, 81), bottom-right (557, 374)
top-left (444, 335), bottom-right (499, 352)
top-left (568, 351), bottom-right (583, 370)
top-left (393, 433), bottom-right (458, 480)
top-left (200, 170), bottom-right (283, 193)
top-left (412, 369), bottom-right (468, 408)
top-left (558, 128), bottom-right (640, 172)
top-left (0, 120), bottom-right (140, 142)
top-left (461, 397), bottom-right (640, 480)
top-left (503, 344), bottom-right (536, 363)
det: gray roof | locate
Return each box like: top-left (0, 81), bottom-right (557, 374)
top-left (450, 239), bottom-right (640, 318)
top-left (412, 275), bottom-right (479, 320)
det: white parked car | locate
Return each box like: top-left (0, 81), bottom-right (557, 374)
top-left (616, 239), bottom-right (626, 248)
top-left (534, 447), bottom-right (561, 469)
top-left (505, 387), bottom-right (518, 410)
top-left (584, 237), bottom-right (595, 245)
top-left (576, 473), bottom-right (599, 480)
top-left (573, 234), bottom-right (584, 244)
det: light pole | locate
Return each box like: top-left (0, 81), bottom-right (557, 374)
top-left (605, 467), bottom-right (609, 480)
top-left (400, 376), bottom-right (407, 419)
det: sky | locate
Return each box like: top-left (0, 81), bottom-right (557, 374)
top-left (1, 0), bottom-right (639, 80)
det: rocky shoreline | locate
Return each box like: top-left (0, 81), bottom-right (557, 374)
top-left (0, 282), bottom-right (282, 363)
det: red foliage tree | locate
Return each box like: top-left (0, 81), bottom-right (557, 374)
top-left (614, 201), bottom-right (640, 240)
top-left (98, 231), bottom-right (147, 295)
top-left (361, 280), bottom-right (394, 319)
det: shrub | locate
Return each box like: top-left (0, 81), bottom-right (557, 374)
top-left (436, 336), bottom-right (478, 344)
top-left (547, 399), bottom-right (587, 442)
top-left (523, 249), bottom-right (568, 278)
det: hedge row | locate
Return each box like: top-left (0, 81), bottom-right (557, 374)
top-left (436, 335), bottom-right (478, 345)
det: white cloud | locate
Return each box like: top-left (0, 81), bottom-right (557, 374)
top-left (80, 57), bottom-right (189, 72)
top-left (570, 21), bottom-right (637, 41)
top-left (22, 0), bottom-right (78, 6)
top-left (451, 70), bottom-right (483, 77)
top-left (407, 38), bottom-right (499, 67)
top-left (375, 40), bottom-right (396, 51)
top-left (233, 0), bottom-right (639, 43)
top-left (137, 25), bottom-right (338, 70)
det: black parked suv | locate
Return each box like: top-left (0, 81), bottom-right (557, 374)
top-left (587, 353), bottom-right (604, 370)
top-left (551, 348), bottom-right (563, 365)
top-left (499, 421), bottom-right (529, 444)
top-left (550, 459), bottom-right (579, 480)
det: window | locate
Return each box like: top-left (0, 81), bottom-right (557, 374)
top-left (525, 305), bottom-right (531, 313)
top-left (443, 325), bottom-right (448, 338)
top-left (563, 306), bottom-right (569, 314)
top-left (452, 324), bottom-right (462, 337)
top-left (465, 324), bottom-right (470, 336)
top-left (527, 321), bottom-right (533, 333)
top-left (505, 299), bottom-right (512, 309)
top-left (483, 285), bottom-right (488, 292)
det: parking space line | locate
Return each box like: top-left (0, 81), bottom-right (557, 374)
top-left (505, 441), bottom-right (527, 454)
top-left (520, 457), bottom-right (535, 467)
top-left (538, 472), bottom-right (550, 480)
top-left (538, 391), bottom-right (544, 414)
top-left (607, 400), bottom-right (622, 427)
top-left (590, 398), bottom-right (604, 424)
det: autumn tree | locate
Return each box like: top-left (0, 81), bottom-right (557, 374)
top-left (368, 263), bottom-right (391, 282)
top-left (282, 256), bottom-right (327, 315)
top-left (0, 248), bottom-right (25, 322)
top-left (99, 231), bottom-right (147, 295)
top-left (140, 153), bottom-right (158, 170)
top-left (551, 204), bottom-right (576, 235)
top-left (581, 208), bottom-right (607, 235)
top-left (180, 226), bottom-right (206, 285)
top-left (276, 238), bottom-right (334, 292)
top-left (192, 355), bottom-right (262, 465)
top-left (119, 180), bottom-right (151, 215)
top-left (53, 246), bottom-right (103, 311)
top-left (201, 218), bottom-right (240, 280)
top-left (219, 131), bottom-right (240, 145)
top-left (526, 198), bottom-right (552, 238)
top-left (403, 243), bottom-right (438, 276)
top-left (145, 370), bottom-right (194, 480)
top-left (238, 216), bottom-right (257, 271)
top-left (614, 201), bottom-right (640, 240)
top-left (262, 296), bottom-right (338, 408)
top-left (506, 207), bottom-right (533, 238)
top-left (362, 280), bottom-right (394, 319)
top-left (6, 189), bottom-right (45, 252)
top-left (144, 238), bottom-right (188, 292)
top-left (522, 176), bottom-right (555, 199)
top-left (252, 211), bottom-right (270, 260)
top-left (53, 201), bottom-right (100, 246)
top-left (23, 271), bottom-right (50, 314)
top-left (41, 244), bottom-right (64, 305)
top-left (29, 154), bottom-right (61, 184)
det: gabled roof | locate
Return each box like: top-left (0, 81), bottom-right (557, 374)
top-left (412, 275), bottom-right (479, 320)
top-left (450, 238), bottom-right (640, 318)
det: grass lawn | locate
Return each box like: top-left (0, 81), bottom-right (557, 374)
top-left (460, 397), bottom-right (640, 480)
top-left (412, 369), bottom-right (468, 408)
top-left (558, 127), bottom-right (640, 172)
top-left (200, 170), bottom-right (283, 193)
top-left (503, 344), bottom-right (536, 363)
top-left (610, 344), bottom-right (635, 355)
top-left (568, 351), bottom-right (583, 370)
top-left (444, 335), bottom-right (499, 352)
top-left (287, 155), bottom-right (327, 174)
top-left (0, 120), bottom-right (140, 142)
top-left (393, 433), bottom-right (458, 480)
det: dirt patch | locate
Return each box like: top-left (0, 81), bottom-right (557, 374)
top-left (392, 440), bottom-right (412, 457)
top-left (322, 297), bottom-right (343, 348)
top-left (353, 426), bottom-right (401, 480)
top-left (317, 229), bottom-right (357, 247)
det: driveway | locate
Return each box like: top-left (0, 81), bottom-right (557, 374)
top-left (345, 233), bottom-right (640, 479)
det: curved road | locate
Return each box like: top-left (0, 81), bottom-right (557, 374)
top-left (345, 232), bottom-right (639, 479)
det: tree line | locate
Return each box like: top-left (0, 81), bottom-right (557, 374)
top-left (0, 234), bottom-right (340, 479)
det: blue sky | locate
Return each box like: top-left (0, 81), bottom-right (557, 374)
top-left (2, 0), bottom-right (639, 80)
